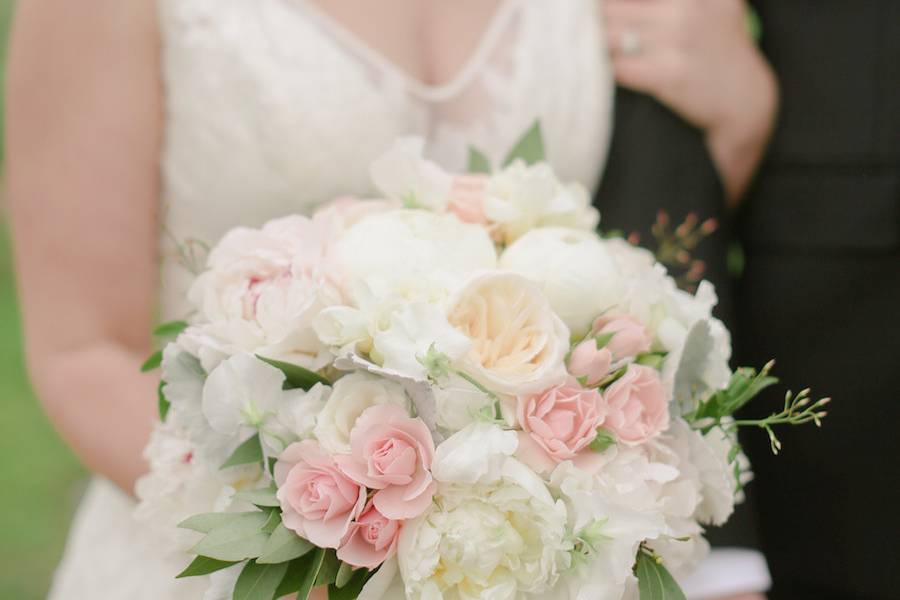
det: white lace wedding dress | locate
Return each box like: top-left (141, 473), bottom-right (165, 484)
top-left (48, 0), bottom-right (767, 598)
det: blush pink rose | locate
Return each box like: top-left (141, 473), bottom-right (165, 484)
top-left (515, 379), bottom-right (608, 474)
top-left (334, 404), bottom-right (436, 520)
top-left (447, 175), bottom-right (489, 226)
top-left (592, 314), bottom-right (652, 360)
top-left (568, 340), bottom-right (613, 386)
top-left (337, 500), bottom-right (401, 569)
top-left (274, 440), bottom-right (366, 548)
top-left (603, 364), bottom-right (669, 445)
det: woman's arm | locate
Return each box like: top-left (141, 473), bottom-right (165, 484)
top-left (6, 0), bottom-right (162, 493)
top-left (604, 0), bottom-right (778, 204)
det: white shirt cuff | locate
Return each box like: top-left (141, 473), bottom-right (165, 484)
top-left (678, 548), bottom-right (771, 599)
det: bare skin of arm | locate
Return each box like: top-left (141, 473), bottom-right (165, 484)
top-left (6, 0), bottom-right (162, 493)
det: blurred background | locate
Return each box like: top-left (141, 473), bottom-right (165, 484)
top-left (0, 2), bottom-right (87, 598)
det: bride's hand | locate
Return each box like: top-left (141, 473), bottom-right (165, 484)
top-left (603, 0), bottom-right (778, 203)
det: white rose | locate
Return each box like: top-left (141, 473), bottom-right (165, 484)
top-left (313, 372), bottom-right (410, 453)
top-left (484, 160), bottom-right (599, 244)
top-left (500, 227), bottom-right (623, 336)
top-left (447, 272), bottom-right (570, 395)
top-left (399, 424), bottom-right (572, 599)
top-left (186, 215), bottom-right (342, 372)
top-left (369, 138), bottom-right (453, 212)
top-left (329, 209), bottom-right (497, 297)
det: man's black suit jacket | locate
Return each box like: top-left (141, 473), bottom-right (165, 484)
top-left (595, 3), bottom-right (900, 598)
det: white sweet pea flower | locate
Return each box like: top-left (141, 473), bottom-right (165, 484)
top-left (369, 138), bottom-right (454, 212)
top-left (484, 160), bottom-right (600, 244)
top-left (549, 450), bottom-right (672, 600)
top-left (500, 227), bottom-right (623, 336)
top-left (313, 372), bottom-right (411, 454)
top-left (262, 382), bottom-right (330, 455)
top-left (399, 424), bottom-right (573, 599)
top-left (372, 301), bottom-right (471, 381)
top-left (201, 353), bottom-right (293, 437)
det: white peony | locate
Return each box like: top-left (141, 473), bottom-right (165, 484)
top-left (369, 138), bottom-right (454, 212)
top-left (399, 424), bottom-right (573, 599)
top-left (185, 215), bottom-right (342, 372)
top-left (313, 371), bottom-right (411, 454)
top-left (483, 160), bottom-right (599, 245)
top-left (134, 420), bottom-right (257, 551)
top-left (329, 209), bottom-right (497, 298)
top-left (447, 272), bottom-right (570, 395)
top-left (500, 227), bottom-right (623, 336)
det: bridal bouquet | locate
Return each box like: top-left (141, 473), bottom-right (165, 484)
top-left (137, 125), bottom-right (826, 600)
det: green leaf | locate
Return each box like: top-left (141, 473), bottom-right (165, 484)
top-left (593, 331), bottom-right (616, 350)
top-left (191, 511), bottom-right (271, 562)
top-left (157, 381), bottom-right (171, 421)
top-left (635, 551), bottom-right (687, 600)
top-left (589, 428), bottom-right (617, 453)
top-left (315, 550), bottom-right (340, 587)
top-left (502, 121), bottom-right (544, 166)
top-left (635, 352), bottom-right (666, 370)
top-left (179, 512), bottom-right (243, 534)
top-left (257, 523), bottom-right (315, 564)
top-left (329, 567), bottom-right (373, 600)
top-left (294, 548), bottom-right (327, 600)
top-left (233, 559), bottom-right (289, 600)
top-left (153, 320), bottom-right (189, 338)
top-left (176, 555), bottom-right (239, 579)
top-left (257, 355), bottom-right (330, 391)
top-left (335, 561), bottom-right (356, 589)
top-left (467, 146), bottom-right (491, 173)
top-left (222, 434), bottom-right (264, 470)
top-left (140, 350), bottom-right (162, 372)
top-left (235, 486), bottom-right (280, 508)
top-left (275, 556), bottom-right (310, 598)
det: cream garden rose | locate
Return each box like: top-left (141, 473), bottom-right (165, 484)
top-left (447, 272), bottom-right (570, 396)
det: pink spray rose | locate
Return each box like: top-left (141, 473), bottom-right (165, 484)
top-left (274, 440), bottom-right (366, 548)
top-left (515, 379), bottom-right (608, 474)
top-left (592, 314), bottom-right (653, 360)
top-left (337, 500), bottom-right (401, 569)
top-left (334, 404), bottom-right (436, 520)
top-left (603, 364), bottom-right (669, 445)
top-left (568, 339), bottom-right (613, 385)
top-left (447, 174), bottom-right (489, 226)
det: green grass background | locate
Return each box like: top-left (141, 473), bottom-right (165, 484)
top-left (0, 3), bottom-right (89, 599)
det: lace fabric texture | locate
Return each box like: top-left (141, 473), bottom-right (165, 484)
top-left (49, 1), bottom-right (614, 597)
